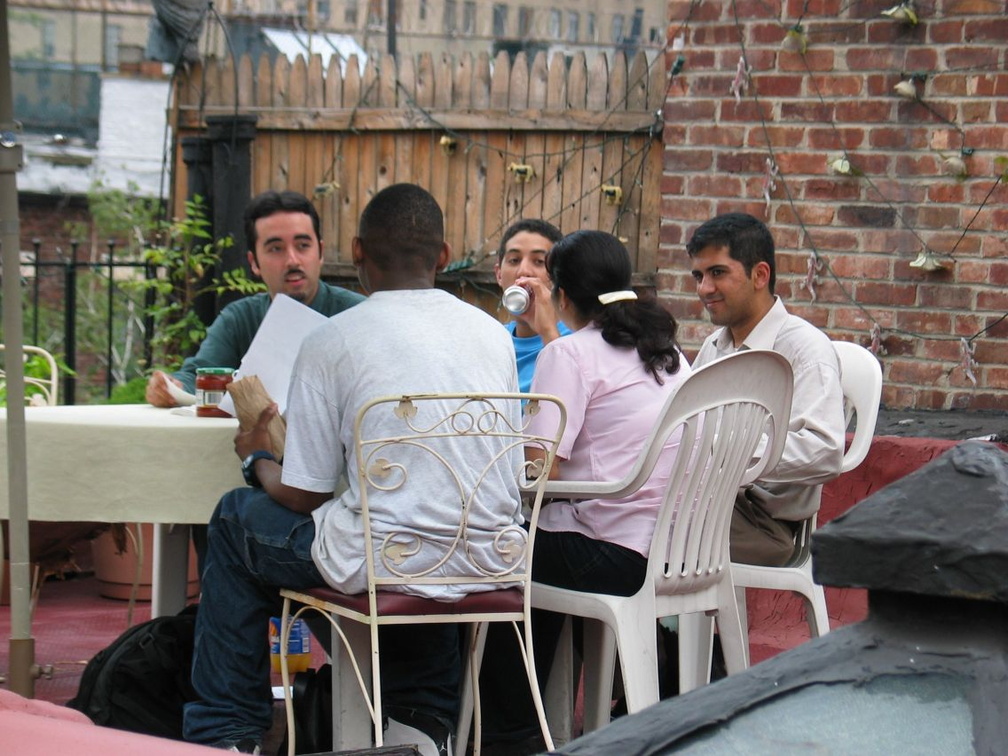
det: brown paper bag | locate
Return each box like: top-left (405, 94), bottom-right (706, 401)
top-left (226, 375), bottom-right (287, 458)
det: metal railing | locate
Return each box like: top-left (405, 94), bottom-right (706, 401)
top-left (22, 239), bottom-right (156, 404)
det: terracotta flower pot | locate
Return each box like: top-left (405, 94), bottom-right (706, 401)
top-left (91, 524), bottom-right (199, 601)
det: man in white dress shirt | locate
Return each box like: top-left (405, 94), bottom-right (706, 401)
top-left (687, 213), bottom-right (846, 566)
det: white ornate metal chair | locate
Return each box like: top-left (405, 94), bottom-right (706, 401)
top-left (731, 340), bottom-right (883, 642)
top-left (0, 344), bottom-right (59, 406)
top-left (532, 350), bottom-right (793, 735)
top-left (278, 392), bottom-right (566, 756)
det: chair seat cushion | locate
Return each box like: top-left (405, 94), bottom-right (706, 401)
top-left (298, 585), bottom-right (525, 616)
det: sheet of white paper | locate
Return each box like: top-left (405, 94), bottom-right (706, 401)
top-left (217, 294), bottom-right (329, 416)
top-left (164, 373), bottom-right (197, 406)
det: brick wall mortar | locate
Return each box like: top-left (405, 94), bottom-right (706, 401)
top-left (662, 3), bottom-right (1008, 410)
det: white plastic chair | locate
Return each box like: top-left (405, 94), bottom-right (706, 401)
top-left (278, 393), bottom-right (566, 756)
top-left (531, 350), bottom-right (793, 732)
top-left (731, 340), bottom-right (883, 641)
top-left (0, 344), bottom-right (59, 406)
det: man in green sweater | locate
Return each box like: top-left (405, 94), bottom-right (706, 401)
top-left (145, 190), bottom-right (365, 406)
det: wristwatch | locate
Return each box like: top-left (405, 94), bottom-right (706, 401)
top-left (241, 450), bottom-right (276, 488)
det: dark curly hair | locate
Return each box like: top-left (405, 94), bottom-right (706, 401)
top-left (547, 230), bottom-right (681, 383)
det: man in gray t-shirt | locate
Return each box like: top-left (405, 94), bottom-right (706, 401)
top-left (184, 184), bottom-right (520, 755)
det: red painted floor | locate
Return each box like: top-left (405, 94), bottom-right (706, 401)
top-left (1, 572), bottom-right (153, 704)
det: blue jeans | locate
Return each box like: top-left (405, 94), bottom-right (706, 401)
top-left (183, 487), bottom-right (461, 747)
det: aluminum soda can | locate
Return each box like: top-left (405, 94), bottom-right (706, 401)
top-left (502, 284), bottom-right (531, 315)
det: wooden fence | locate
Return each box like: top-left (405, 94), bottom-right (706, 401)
top-left (171, 49), bottom-right (666, 288)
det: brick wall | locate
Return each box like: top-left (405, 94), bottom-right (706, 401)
top-left (18, 194), bottom-right (92, 259)
top-left (660, 0), bottom-right (1008, 410)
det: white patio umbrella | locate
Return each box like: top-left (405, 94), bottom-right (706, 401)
top-left (1, 0), bottom-right (36, 698)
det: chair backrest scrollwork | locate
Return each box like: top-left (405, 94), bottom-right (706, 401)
top-left (353, 393), bottom-right (566, 596)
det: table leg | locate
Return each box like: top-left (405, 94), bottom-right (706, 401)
top-left (151, 523), bottom-right (191, 617)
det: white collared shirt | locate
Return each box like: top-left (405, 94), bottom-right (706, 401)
top-left (694, 297), bottom-right (846, 520)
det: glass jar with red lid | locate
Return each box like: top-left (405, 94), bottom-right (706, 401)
top-left (195, 367), bottom-right (234, 417)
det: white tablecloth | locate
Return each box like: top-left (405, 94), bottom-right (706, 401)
top-left (1, 403), bottom-right (243, 614)
top-left (0, 403), bottom-right (242, 521)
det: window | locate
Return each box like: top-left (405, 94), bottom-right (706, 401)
top-left (444, 0), bottom-right (457, 33)
top-left (612, 14), bottom-right (624, 43)
top-left (518, 7), bottom-right (532, 37)
top-left (345, 0), bottom-right (358, 25)
top-left (493, 4), bottom-right (508, 36)
top-left (650, 26), bottom-right (661, 43)
top-left (630, 8), bottom-right (643, 40)
top-left (316, 0), bottom-right (331, 22)
top-left (566, 11), bottom-right (579, 43)
top-left (419, 0), bottom-right (427, 21)
top-left (463, 1), bottom-right (476, 34)
top-left (366, 0), bottom-right (383, 26)
top-left (587, 13), bottom-right (596, 42)
top-left (105, 24), bottom-right (121, 69)
top-left (42, 19), bottom-right (56, 59)
top-left (549, 9), bottom-right (561, 39)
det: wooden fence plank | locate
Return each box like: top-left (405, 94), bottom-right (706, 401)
top-left (567, 53), bottom-right (587, 110)
top-left (470, 52), bottom-right (490, 110)
top-left (251, 57), bottom-right (272, 192)
top-left (627, 51), bottom-right (649, 112)
top-left (559, 132), bottom-right (584, 235)
top-left (463, 133), bottom-right (488, 262)
top-left (609, 52), bottom-right (628, 112)
top-left (397, 54), bottom-right (417, 107)
top-left (378, 54), bottom-right (397, 107)
top-left (307, 54), bottom-right (324, 109)
top-left (483, 129), bottom-right (509, 258)
top-left (439, 52), bottom-right (459, 109)
top-left (415, 52), bottom-right (435, 109)
top-left (616, 134), bottom-right (645, 261)
top-left (637, 136), bottom-right (662, 275)
top-left (219, 57), bottom-right (236, 110)
top-left (337, 132), bottom-right (360, 257)
top-left (587, 54), bottom-right (608, 112)
top-left (271, 56), bottom-right (292, 187)
top-left (528, 52), bottom-right (548, 110)
top-left (490, 50), bottom-right (510, 110)
top-left (647, 53), bottom-right (667, 112)
top-left (578, 132), bottom-right (603, 234)
top-left (316, 131), bottom-right (340, 261)
top-left (361, 57), bottom-right (379, 107)
top-left (547, 52), bottom-right (566, 110)
top-left (290, 56), bottom-right (308, 108)
top-left (501, 131), bottom-right (523, 235)
top-left (325, 57), bottom-right (344, 108)
top-left (204, 58), bottom-right (222, 107)
top-left (509, 52), bottom-right (529, 110)
top-left (238, 54), bottom-right (254, 108)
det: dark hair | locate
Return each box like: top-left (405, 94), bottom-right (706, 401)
top-left (357, 184), bottom-right (445, 272)
top-left (243, 190), bottom-right (322, 256)
top-left (497, 219), bottom-right (563, 262)
top-left (547, 230), bottom-right (681, 383)
top-left (685, 212), bottom-right (776, 293)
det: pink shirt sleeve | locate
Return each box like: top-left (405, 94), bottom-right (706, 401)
top-left (528, 339), bottom-right (586, 461)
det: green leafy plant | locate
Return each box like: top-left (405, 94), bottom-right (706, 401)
top-left (128, 195), bottom-right (266, 371)
top-left (105, 376), bottom-right (149, 404)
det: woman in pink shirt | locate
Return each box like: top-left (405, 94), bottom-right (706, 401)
top-left (526, 229), bottom-right (692, 596)
top-left (482, 231), bottom-right (691, 750)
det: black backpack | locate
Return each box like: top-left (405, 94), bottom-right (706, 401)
top-left (67, 605), bottom-right (199, 739)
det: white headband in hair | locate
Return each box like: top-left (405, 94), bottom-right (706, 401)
top-left (597, 290), bottom-right (638, 305)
